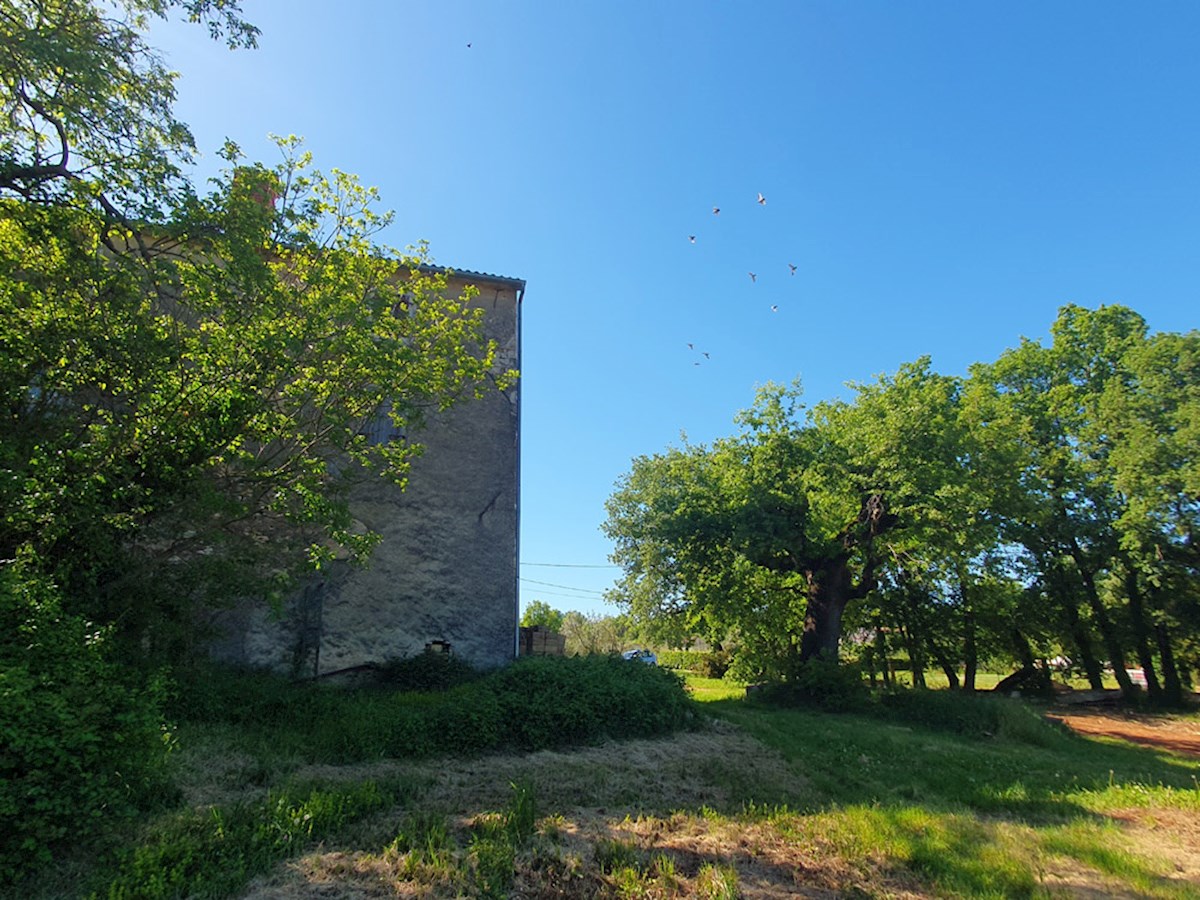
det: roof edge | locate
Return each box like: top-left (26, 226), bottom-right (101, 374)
top-left (417, 263), bottom-right (525, 292)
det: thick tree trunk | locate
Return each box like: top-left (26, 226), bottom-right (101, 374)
top-left (799, 561), bottom-right (853, 663)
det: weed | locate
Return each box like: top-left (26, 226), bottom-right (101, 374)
top-left (469, 835), bottom-right (515, 898)
top-left (96, 779), bottom-right (400, 899)
top-left (696, 862), bottom-right (740, 899)
top-left (594, 837), bottom-right (642, 874)
top-left (389, 809), bottom-right (451, 859)
top-left (506, 780), bottom-right (538, 847)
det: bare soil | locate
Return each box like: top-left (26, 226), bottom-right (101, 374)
top-left (1047, 707), bottom-right (1200, 758)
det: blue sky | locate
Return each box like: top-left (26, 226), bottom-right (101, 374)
top-left (151, 1), bottom-right (1200, 616)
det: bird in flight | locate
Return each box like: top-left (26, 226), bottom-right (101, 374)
top-left (703, 351), bottom-right (710, 359)
top-left (748, 272), bottom-right (757, 283)
top-left (688, 235), bottom-right (696, 243)
top-left (788, 263), bottom-right (797, 275)
top-left (712, 206), bottom-right (720, 215)
top-left (757, 192), bottom-right (767, 205)
top-left (467, 42), bottom-right (472, 48)
top-left (687, 342), bottom-right (694, 350)
top-left (770, 304), bottom-right (779, 312)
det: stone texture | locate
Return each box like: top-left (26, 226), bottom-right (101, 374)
top-left (210, 270), bottom-right (522, 675)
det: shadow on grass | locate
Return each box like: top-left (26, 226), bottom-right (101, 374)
top-left (706, 697), bottom-right (1200, 823)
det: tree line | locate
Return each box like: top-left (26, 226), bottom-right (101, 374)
top-left (603, 305), bottom-right (1199, 704)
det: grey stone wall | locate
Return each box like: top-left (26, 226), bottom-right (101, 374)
top-left (209, 271), bottom-right (522, 674)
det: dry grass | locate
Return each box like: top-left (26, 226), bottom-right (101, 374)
top-left (161, 704), bottom-right (1200, 899)
top-left (230, 723), bottom-right (932, 899)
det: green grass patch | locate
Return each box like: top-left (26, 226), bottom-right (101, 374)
top-left (703, 688), bottom-right (1200, 897)
top-left (95, 777), bottom-right (411, 899)
top-left (683, 673), bottom-right (747, 702)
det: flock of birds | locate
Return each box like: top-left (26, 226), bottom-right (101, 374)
top-left (686, 191), bottom-right (797, 367)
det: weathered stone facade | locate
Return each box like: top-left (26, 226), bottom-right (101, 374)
top-left (209, 269), bottom-right (523, 674)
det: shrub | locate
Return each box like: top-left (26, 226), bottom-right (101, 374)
top-left (656, 650), bottom-right (706, 671)
top-left (0, 563), bottom-right (173, 881)
top-left (488, 655), bottom-right (694, 751)
top-left (171, 654), bottom-right (696, 763)
top-left (377, 651), bottom-right (479, 692)
top-left (697, 650), bottom-right (732, 679)
top-left (753, 659), bottom-right (869, 713)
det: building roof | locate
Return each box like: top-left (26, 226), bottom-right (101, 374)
top-left (420, 264), bottom-right (525, 292)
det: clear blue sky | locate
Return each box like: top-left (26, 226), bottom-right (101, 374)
top-left (151, 1), bottom-right (1199, 617)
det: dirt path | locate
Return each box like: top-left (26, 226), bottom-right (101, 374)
top-left (1048, 707), bottom-right (1200, 757)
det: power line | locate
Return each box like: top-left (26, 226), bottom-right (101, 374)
top-left (519, 577), bottom-right (608, 596)
top-left (522, 588), bottom-right (614, 603)
top-left (521, 562), bottom-right (619, 569)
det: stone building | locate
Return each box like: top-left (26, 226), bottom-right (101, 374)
top-left (210, 268), bottom-right (524, 675)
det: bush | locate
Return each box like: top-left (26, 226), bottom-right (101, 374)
top-left (0, 564), bottom-right (173, 881)
top-left (656, 650), bottom-right (705, 671)
top-left (377, 651), bottom-right (479, 692)
top-left (171, 654), bottom-right (696, 763)
top-left (753, 659), bottom-right (869, 713)
top-left (488, 655), bottom-right (695, 751)
top-left (697, 650), bottom-right (732, 679)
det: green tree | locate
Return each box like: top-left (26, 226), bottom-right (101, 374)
top-left (1099, 328), bottom-right (1200, 702)
top-left (605, 371), bottom-right (956, 677)
top-left (520, 600), bottom-right (566, 632)
top-left (0, 1), bottom-right (515, 653)
top-left (962, 304), bottom-right (1200, 703)
top-left (560, 611), bottom-right (629, 656)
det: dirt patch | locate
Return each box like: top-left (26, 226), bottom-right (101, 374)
top-left (1047, 708), bottom-right (1200, 758)
top-left (239, 724), bottom-right (933, 899)
top-left (1112, 807), bottom-right (1200, 890)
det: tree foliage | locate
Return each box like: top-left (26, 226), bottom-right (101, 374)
top-left (605, 307), bottom-right (1200, 699)
top-left (520, 600), bottom-right (566, 632)
top-left (1, 3), bottom-right (514, 652)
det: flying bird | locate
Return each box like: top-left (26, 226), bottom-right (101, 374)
top-left (712, 207), bottom-right (720, 215)
top-left (788, 263), bottom-right (797, 275)
top-left (748, 272), bottom-right (757, 283)
top-left (757, 192), bottom-right (766, 205)
top-left (770, 304), bottom-right (779, 312)
top-left (467, 42), bottom-right (472, 48)
top-left (703, 352), bottom-right (710, 359)
top-left (687, 343), bottom-right (694, 350)
top-left (688, 235), bottom-right (696, 243)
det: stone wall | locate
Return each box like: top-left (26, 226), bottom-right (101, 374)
top-left (209, 270), bottom-right (523, 674)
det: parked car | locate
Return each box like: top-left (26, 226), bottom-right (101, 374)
top-left (621, 648), bottom-right (657, 665)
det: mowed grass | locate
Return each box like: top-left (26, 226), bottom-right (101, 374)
top-left (697, 676), bottom-right (1200, 898)
top-left (20, 665), bottom-right (1200, 899)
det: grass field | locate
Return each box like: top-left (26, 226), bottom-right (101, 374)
top-left (20, 668), bottom-right (1200, 899)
